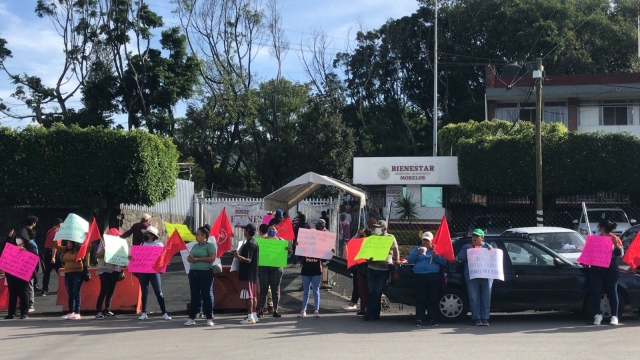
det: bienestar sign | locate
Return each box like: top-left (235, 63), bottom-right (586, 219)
top-left (353, 157), bottom-right (460, 185)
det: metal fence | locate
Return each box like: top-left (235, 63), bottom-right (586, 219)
top-left (120, 179), bottom-right (194, 216)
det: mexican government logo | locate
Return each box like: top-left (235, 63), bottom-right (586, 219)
top-left (377, 166), bottom-right (390, 180)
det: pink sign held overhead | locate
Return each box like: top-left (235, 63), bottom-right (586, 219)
top-left (577, 235), bottom-right (613, 268)
top-left (0, 243), bottom-right (40, 281)
top-left (262, 214), bottom-right (274, 225)
top-left (128, 246), bottom-right (165, 273)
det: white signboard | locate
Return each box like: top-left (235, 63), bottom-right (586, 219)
top-left (230, 240), bottom-right (246, 272)
top-left (353, 157), bottom-right (460, 185)
top-left (295, 228), bottom-right (336, 260)
top-left (233, 207), bottom-right (250, 227)
top-left (467, 248), bottom-right (504, 281)
top-left (103, 235), bottom-right (130, 267)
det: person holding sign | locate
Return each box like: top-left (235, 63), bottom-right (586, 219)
top-left (457, 229), bottom-right (493, 326)
top-left (183, 226), bottom-right (217, 327)
top-left (364, 220), bottom-right (400, 321)
top-left (590, 220), bottom-right (624, 326)
top-left (134, 226), bottom-right (172, 321)
top-left (54, 240), bottom-right (88, 320)
top-left (235, 224), bottom-right (260, 325)
top-left (257, 225), bottom-right (288, 319)
top-left (3, 234), bottom-right (37, 320)
top-left (407, 231), bottom-right (447, 327)
top-left (94, 229), bottom-right (124, 320)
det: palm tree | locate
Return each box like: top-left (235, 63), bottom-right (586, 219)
top-left (394, 192), bottom-right (419, 223)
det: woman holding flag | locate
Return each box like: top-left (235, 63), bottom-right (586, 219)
top-left (184, 225), bottom-right (217, 326)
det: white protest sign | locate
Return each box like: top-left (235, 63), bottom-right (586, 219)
top-left (103, 235), bottom-right (129, 267)
top-left (54, 213), bottom-right (89, 243)
top-left (295, 228), bottom-right (336, 260)
top-left (467, 248), bottom-right (504, 281)
top-left (230, 240), bottom-right (246, 272)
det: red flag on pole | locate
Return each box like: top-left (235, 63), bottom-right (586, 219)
top-left (153, 229), bottom-right (187, 272)
top-left (210, 207), bottom-right (234, 257)
top-left (76, 218), bottom-right (101, 261)
top-left (432, 216), bottom-right (455, 262)
top-left (277, 217), bottom-right (295, 240)
top-left (345, 237), bottom-right (367, 269)
top-left (623, 231), bottom-right (640, 269)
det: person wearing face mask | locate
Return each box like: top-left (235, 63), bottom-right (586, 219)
top-left (54, 240), bottom-right (88, 320)
top-left (457, 229), bottom-right (493, 326)
top-left (133, 226), bottom-right (171, 321)
top-left (4, 234), bottom-right (37, 320)
top-left (257, 225), bottom-right (288, 318)
top-left (364, 220), bottom-right (400, 321)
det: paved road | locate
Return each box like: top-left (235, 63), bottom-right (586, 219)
top-left (2, 266), bottom-right (640, 359)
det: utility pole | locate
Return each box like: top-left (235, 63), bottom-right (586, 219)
top-left (432, 0), bottom-right (439, 157)
top-left (535, 58), bottom-right (544, 227)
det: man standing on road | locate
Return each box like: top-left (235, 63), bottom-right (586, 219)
top-left (41, 218), bottom-right (63, 296)
top-left (364, 220), bottom-right (400, 321)
top-left (18, 215), bottom-right (38, 312)
top-left (235, 224), bottom-right (260, 325)
top-left (121, 214), bottom-right (151, 246)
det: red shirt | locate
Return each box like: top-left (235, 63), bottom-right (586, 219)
top-left (44, 226), bottom-right (59, 249)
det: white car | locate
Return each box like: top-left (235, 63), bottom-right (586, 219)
top-left (573, 208), bottom-right (636, 237)
top-left (501, 227), bottom-right (585, 263)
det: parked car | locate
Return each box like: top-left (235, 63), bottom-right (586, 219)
top-left (501, 227), bottom-right (585, 263)
top-left (466, 215), bottom-right (514, 237)
top-left (573, 208), bottom-right (636, 237)
top-left (620, 224), bottom-right (640, 250)
top-left (333, 236), bottom-right (640, 322)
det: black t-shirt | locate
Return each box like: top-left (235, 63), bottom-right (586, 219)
top-left (301, 257), bottom-right (322, 276)
top-left (238, 238), bottom-right (259, 282)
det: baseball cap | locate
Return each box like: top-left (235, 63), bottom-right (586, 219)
top-left (106, 228), bottom-right (123, 236)
top-left (422, 232), bottom-right (434, 241)
top-left (472, 229), bottom-right (485, 237)
top-left (373, 220), bottom-right (388, 228)
top-left (275, 209), bottom-right (283, 215)
top-left (142, 214), bottom-right (151, 220)
top-left (242, 223), bottom-right (256, 233)
top-left (316, 219), bottom-right (326, 225)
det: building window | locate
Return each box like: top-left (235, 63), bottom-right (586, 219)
top-left (421, 186), bottom-right (443, 207)
top-left (494, 102), bottom-right (567, 126)
top-left (579, 100), bottom-right (634, 126)
top-left (602, 101), bottom-right (630, 125)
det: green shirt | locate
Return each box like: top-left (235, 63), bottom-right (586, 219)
top-left (189, 241), bottom-right (217, 271)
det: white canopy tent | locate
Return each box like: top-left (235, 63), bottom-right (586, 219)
top-left (263, 172), bottom-right (366, 212)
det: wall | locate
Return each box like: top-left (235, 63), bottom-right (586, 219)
top-left (117, 208), bottom-right (191, 243)
top-left (577, 125), bottom-right (640, 138)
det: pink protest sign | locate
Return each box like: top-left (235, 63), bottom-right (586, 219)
top-left (0, 243), bottom-right (40, 281)
top-left (577, 235), bottom-right (613, 268)
top-left (262, 214), bottom-right (274, 225)
top-left (128, 246), bottom-right (165, 273)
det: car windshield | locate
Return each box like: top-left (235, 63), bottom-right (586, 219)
top-left (528, 232), bottom-right (585, 253)
top-left (587, 210), bottom-right (629, 223)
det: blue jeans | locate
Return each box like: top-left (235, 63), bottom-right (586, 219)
top-left (189, 269), bottom-right (214, 320)
top-left (64, 271), bottom-right (84, 314)
top-left (466, 278), bottom-right (492, 320)
top-left (590, 267), bottom-right (619, 317)
top-left (136, 273), bottom-right (166, 314)
top-left (365, 268), bottom-right (389, 318)
top-left (301, 275), bottom-right (321, 311)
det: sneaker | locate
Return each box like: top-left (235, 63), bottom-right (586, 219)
top-left (28, 307), bottom-right (35, 313)
top-left (196, 312), bottom-right (204, 319)
top-left (184, 319), bottom-right (196, 326)
top-left (206, 319), bottom-right (214, 327)
top-left (257, 310), bottom-right (264, 318)
top-left (41, 291), bottom-right (47, 297)
top-left (475, 320), bottom-right (483, 326)
top-left (594, 314), bottom-right (603, 325)
top-left (314, 310), bottom-right (320, 318)
top-left (415, 320), bottom-right (422, 327)
top-left (273, 312), bottom-right (282, 318)
top-left (356, 311), bottom-right (365, 316)
top-left (240, 318), bottom-right (257, 325)
top-left (20, 314), bottom-right (28, 319)
top-left (68, 313), bottom-right (81, 320)
top-left (342, 304), bottom-right (358, 311)
top-left (61, 313), bottom-right (71, 319)
top-left (262, 307), bottom-right (269, 314)
top-left (104, 311), bottom-right (115, 317)
top-left (298, 311), bottom-right (306, 318)
top-left (482, 320), bottom-right (489, 326)
top-left (161, 313), bottom-right (172, 321)
top-left (430, 320), bottom-right (439, 327)
top-left (95, 312), bottom-right (104, 319)
top-left (138, 312), bottom-right (148, 320)
top-left (4, 315), bottom-right (15, 320)
top-left (610, 316), bottom-right (619, 325)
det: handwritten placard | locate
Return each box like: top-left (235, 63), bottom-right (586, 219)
top-left (164, 222), bottom-right (196, 241)
top-left (104, 235), bottom-right (129, 267)
top-left (230, 240), bottom-right (246, 272)
top-left (355, 235), bottom-right (395, 261)
top-left (0, 243), bottom-right (40, 281)
top-left (467, 248), bottom-right (504, 281)
top-left (577, 235), bottom-right (613, 268)
top-left (54, 213), bottom-right (89, 243)
top-left (129, 246), bottom-right (164, 273)
top-left (262, 214), bottom-right (274, 225)
top-left (295, 228), bottom-right (336, 260)
top-left (256, 238), bottom-right (288, 268)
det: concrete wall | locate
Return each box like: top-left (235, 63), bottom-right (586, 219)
top-left (117, 208), bottom-right (192, 243)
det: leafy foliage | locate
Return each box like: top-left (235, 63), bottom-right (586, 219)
top-left (394, 193), bottom-right (420, 223)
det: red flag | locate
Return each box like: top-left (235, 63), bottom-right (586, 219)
top-left (210, 207), bottom-right (234, 257)
top-left (76, 218), bottom-right (101, 261)
top-left (152, 229), bottom-right (187, 272)
top-left (277, 217), bottom-right (295, 240)
top-left (623, 231), bottom-right (640, 269)
top-left (432, 216), bottom-right (455, 262)
top-left (345, 238), bottom-right (367, 269)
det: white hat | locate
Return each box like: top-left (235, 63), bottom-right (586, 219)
top-left (422, 232), bottom-right (434, 241)
top-left (142, 226), bottom-right (159, 238)
top-left (142, 214), bottom-right (151, 220)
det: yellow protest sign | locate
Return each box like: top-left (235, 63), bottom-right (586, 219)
top-left (355, 235), bottom-right (395, 261)
top-left (164, 222), bottom-right (196, 241)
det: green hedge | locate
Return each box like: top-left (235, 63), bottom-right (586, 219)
top-left (0, 124), bottom-right (179, 212)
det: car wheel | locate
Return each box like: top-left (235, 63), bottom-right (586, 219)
top-left (438, 288), bottom-right (468, 323)
top-left (599, 293), bottom-right (625, 319)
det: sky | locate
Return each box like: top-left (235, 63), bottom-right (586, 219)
top-left (0, 0), bottom-right (421, 129)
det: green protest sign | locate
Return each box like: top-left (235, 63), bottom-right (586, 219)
top-left (165, 222), bottom-right (196, 241)
top-left (355, 235), bottom-right (395, 261)
top-left (256, 238), bottom-right (288, 268)
top-left (54, 213), bottom-right (89, 243)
